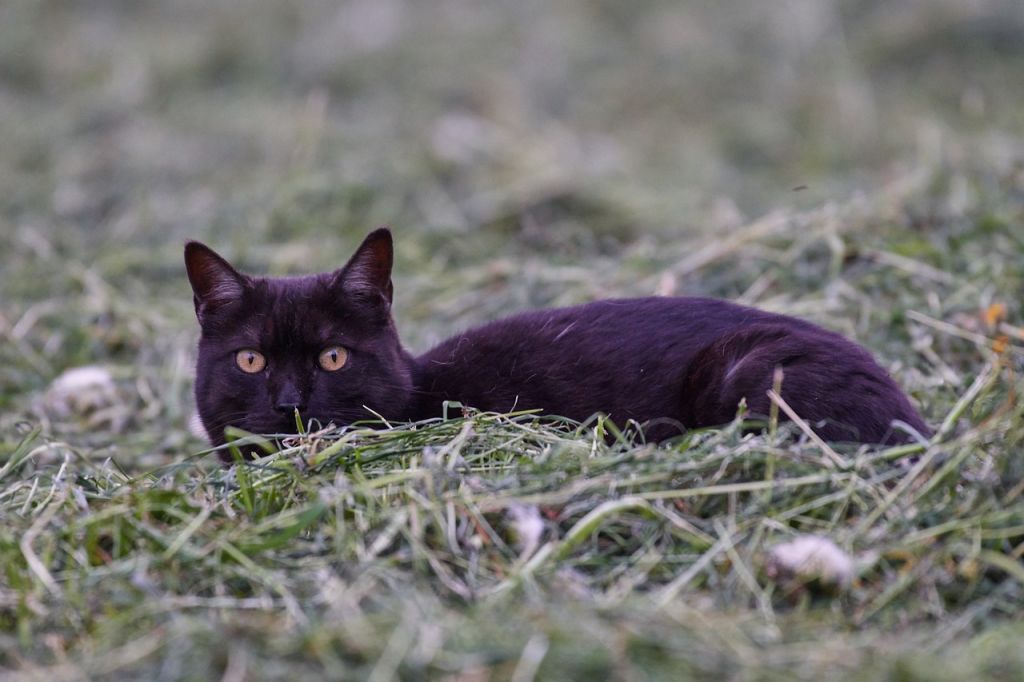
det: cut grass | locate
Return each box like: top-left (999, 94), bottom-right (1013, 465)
top-left (3, 382), bottom-right (1024, 679)
top-left (5, 256), bottom-right (1024, 678)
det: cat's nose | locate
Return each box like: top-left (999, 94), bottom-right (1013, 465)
top-left (273, 384), bottom-right (306, 415)
top-left (275, 401), bottom-right (306, 415)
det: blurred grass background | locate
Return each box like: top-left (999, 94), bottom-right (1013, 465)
top-left (3, 0), bottom-right (1023, 407)
top-left (2, 0), bottom-right (1024, 679)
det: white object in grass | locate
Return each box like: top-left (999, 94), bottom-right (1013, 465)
top-left (508, 504), bottom-right (545, 561)
top-left (765, 534), bottom-right (855, 589)
top-left (45, 366), bottom-right (118, 417)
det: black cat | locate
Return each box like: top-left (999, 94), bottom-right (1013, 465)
top-left (186, 228), bottom-right (928, 459)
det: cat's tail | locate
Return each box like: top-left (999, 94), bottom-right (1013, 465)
top-left (679, 323), bottom-right (930, 445)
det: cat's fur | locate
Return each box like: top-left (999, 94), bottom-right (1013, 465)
top-left (186, 228), bottom-right (929, 458)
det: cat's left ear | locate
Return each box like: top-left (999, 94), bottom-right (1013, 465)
top-left (184, 241), bottom-right (249, 323)
top-left (333, 227), bottom-right (394, 307)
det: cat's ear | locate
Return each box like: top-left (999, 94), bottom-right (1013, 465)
top-left (333, 227), bottom-right (394, 306)
top-left (184, 241), bottom-right (248, 322)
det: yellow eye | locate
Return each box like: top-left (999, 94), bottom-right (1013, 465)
top-left (319, 346), bottom-right (348, 371)
top-left (235, 349), bottom-right (266, 373)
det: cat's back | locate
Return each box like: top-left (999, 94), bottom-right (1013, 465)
top-left (416, 296), bottom-right (846, 378)
top-left (423, 296), bottom-right (815, 355)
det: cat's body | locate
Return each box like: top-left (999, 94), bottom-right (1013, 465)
top-left (410, 297), bottom-right (926, 443)
top-left (186, 229), bottom-right (928, 458)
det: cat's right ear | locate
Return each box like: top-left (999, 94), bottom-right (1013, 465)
top-left (184, 241), bottom-right (247, 323)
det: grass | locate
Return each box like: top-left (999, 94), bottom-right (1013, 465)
top-left (3, 1), bottom-right (1024, 679)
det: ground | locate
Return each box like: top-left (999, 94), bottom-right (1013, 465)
top-left (2, 1), bottom-right (1024, 679)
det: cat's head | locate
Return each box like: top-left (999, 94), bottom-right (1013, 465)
top-left (185, 228), bottom-right (413, 455)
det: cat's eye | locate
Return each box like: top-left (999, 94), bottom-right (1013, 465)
top-left (319, 346), bottom-right (348, 372)
top-left (235, 349), bottom-right (266, 374)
